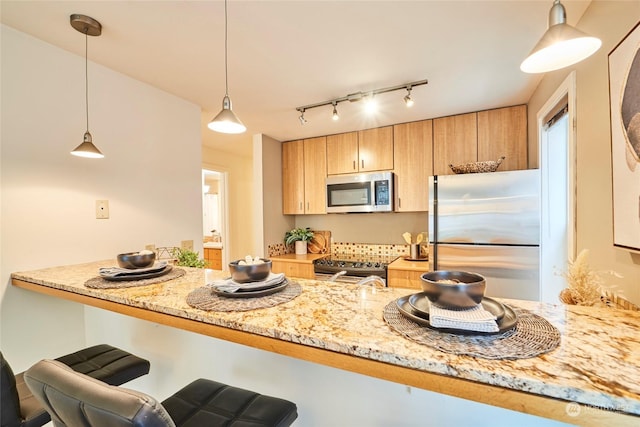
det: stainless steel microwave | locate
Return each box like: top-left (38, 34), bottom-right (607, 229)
top-left (326, 172), bottom-right (393, 213)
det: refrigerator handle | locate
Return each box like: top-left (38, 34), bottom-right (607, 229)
top-left (433, 175), bottom-right (438, 270)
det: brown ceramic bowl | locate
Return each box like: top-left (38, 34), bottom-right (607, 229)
top-left (117, 252), bottom-right (156, 269)
top-left (229, 258), bottom-right (272, 283)
top-left (420, 270), bottom-right (486, 308)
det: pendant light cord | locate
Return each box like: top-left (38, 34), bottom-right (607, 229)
top-left (224, 0), bottom-right (229, 96)
top-left (85, 30), bottom-right (89, 132)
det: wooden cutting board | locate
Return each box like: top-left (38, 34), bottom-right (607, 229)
top-left (308, 230), bottom-right (331, 254)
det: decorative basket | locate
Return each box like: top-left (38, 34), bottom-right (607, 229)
top-left (449, 156), bottom-right (505, 174)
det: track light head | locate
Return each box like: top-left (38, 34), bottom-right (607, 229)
top-left (404, 87), bottom-right (414, 107)
top-left (364, 94), bottom-right (377, 114)
top-left (299, 109), bottom-right (307, 125)
top-left (332, 103), bottom-right (339, 121)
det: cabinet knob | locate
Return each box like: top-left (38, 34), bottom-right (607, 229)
top-left (299, 202), bottom-right (303, 211)
top-left (361, 159), bottom-right (365, 169)
top-left (398, 198), bottom-right (401, 208)
top-left (352, 160), bottom-right (356, 170)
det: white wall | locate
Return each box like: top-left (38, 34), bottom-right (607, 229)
top-left (0, 24), bottom-right (202, 367)
top-left (1, 25), bottom-right (570, 427)
top-left (527, 0), bottom-right (640, 305)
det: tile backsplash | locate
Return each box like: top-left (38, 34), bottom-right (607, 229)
top-left (267, 241), bottom-right (427, 258)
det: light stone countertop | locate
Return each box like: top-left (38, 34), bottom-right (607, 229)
top-left (11, 260), bottom-right (640, 423)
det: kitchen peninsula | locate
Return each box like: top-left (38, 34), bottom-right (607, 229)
top-left (11, 261), bottom-right (640, 427)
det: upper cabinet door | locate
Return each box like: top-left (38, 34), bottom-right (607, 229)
top-left (303, 136), bottom-right (327, 214)
top-left (433, 112), bottom-right (478, 176)
top-left (282, 140), bottom-right (305, 214)
top-left (477, 105), bottom-right (527, 171)
top-left (326, 132), bottom-right (358, 175)
top-left (393, 120), bottom-right (433, 212)
top-left (358, 126), bottom-right (393, 172)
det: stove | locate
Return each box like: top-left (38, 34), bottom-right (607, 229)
top-left (313, 253), bottom-right (396, 282)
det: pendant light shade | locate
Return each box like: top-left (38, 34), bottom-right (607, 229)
top-left (71, 131), bottom-right (103, 158)
top-left (521, 0), bottom-right (601, 74)
top-left (208, 95), bottom-right (246, 134)
top-left (209, 0), bottom-right (246, 134)
top-left (70, 14), bottom-right (104, 158)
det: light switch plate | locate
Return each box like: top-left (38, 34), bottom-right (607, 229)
top-left (96, 200), bottom-right (109, 219)
top-left (181, 240), bottom-right (193, 251)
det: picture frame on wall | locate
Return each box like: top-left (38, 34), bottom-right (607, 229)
top-left (609, 21), bottom-right (640, 252)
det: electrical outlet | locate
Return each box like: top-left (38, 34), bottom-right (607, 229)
top-left (181, 240), bottom-right (193, 251)
top-left (145, 244), bottom-right (156, 252)
top-left (95, 200), bottom-right (109, 219)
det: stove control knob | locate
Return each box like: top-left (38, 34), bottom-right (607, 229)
top-left (365, 262), bottom-right (372, 268)
top-left (338, 261), bottom-right (346, 268)
top-left (354, 262), bottom-right (361, 268)
top-left (374, 262), bottom-right (381, 268)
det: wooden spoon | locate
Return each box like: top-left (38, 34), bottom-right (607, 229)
top-left (416, 233), bottom-right (424, 244)
top-left (402, 232), bottom-right (412, 245)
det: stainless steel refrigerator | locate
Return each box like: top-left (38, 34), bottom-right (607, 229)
top-left (428, 169), bottom-right (541, 301)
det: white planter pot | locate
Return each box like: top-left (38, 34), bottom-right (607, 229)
top-left (295, 240), bottom-right (308, 255)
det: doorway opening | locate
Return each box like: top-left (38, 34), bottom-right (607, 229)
top-left (202, 169), bottom-right (229, 269)
top-left (538, 72), bottom-right (577, 303)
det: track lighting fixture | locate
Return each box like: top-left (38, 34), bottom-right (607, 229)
top-left (404, 87), bottom-right (414, 107)
top-left (295, 79), bottom-right (427, 124)
top-left (70, 14), bottom-right (104, 159)
top-left (208, 0), bottom-right (246, 134)
top-left (332, 103), bottom-right (339, 121)
top-left (521, 0), bottom-right (601, 73)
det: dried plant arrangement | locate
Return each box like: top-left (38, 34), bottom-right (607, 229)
top-left (559, 249), bottom-right (620, 307)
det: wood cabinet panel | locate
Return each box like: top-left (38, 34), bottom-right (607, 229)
top-left (477, 105), bottom-right (527, 171)
top-left (393, 120), bottom-right (433, 212)
top-left (358, 126), bottom-right (394, 172)
top-left (282, 140), bottom-right (305, 214)
top-left (204, 248), bottom-right (222, 270)
top-left (303, 136), bottom-right (327, 214)
top-left (387, 268), bottom-right (424, 289)
top-left (433, 112), bottom-right (478, 176)
top-left (271, 259), bottom-right (315, 279)
top-left (326, 132), bottom-right (358, 175)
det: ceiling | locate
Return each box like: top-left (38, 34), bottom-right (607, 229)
top-left (1, 1), bottom-right (591, 157)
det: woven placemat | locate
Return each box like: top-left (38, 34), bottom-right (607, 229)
top-left (85, 268), bottom-right (186, 289)
top-left (383, 300), bottom-right (560, 360)
top-left (186, 281), bottom-right (302, 312)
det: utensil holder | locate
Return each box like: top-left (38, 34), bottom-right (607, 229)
top-left (410, 244), bottom-right (421, 259)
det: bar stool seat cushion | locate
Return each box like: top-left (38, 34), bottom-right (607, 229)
top-left (162, 378), bottom-right (298, 427)
top-left (24, 359), bottom-right (298, 427)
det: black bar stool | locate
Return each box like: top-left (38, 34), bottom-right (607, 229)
top-left (24, 358), bottom-right (298, 426)
top-left (1, 344), bottom-right (150, 427)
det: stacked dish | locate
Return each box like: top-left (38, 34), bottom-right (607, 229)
top-left (210, 272), bottom-right (288, 298)
top-left (99, 261), bottom-right (172, 282)
top-left (395, 292), bottom-right (517, 335)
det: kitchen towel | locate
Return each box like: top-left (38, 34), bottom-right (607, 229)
top-left (210, 272), bottom-right (286, 293)
top-left (429, 301), bottom-right (499, 333)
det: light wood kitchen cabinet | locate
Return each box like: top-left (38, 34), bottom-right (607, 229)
top-left (326, 132), bottom-right (358, 175)
top-left (326, 127), bottom-right (393, 175)
top-left (393, 120), bottom-right (433, 212)
top-left (282, 140), bottom-right (305, 214)
top-left (386, 258), bottom-right (430, 289)
top-left (303, 137), bottom-right (328, 214)
top-left (204, 248), bottom-right (222, 270)
top-left (282, 137), bottom-right (327, 215)
top-left (271, 254), bottom-right (324, 279)
top-left (358, 126), bottom-right (394, 172)
top-left (433, 112), bottom-right (478, 176)
top-left (477, 105), bottom-right (527, 171)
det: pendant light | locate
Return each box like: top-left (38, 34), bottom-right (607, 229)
top-left (70, 14), bottom-right (104, 158)
top-left (208, 0), bottom-right (246, 134)
top-left (520, 0), bottom-right (601, 74)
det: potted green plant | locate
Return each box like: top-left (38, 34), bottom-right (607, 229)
top-left (284, 227), bottom-right (314, 255)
